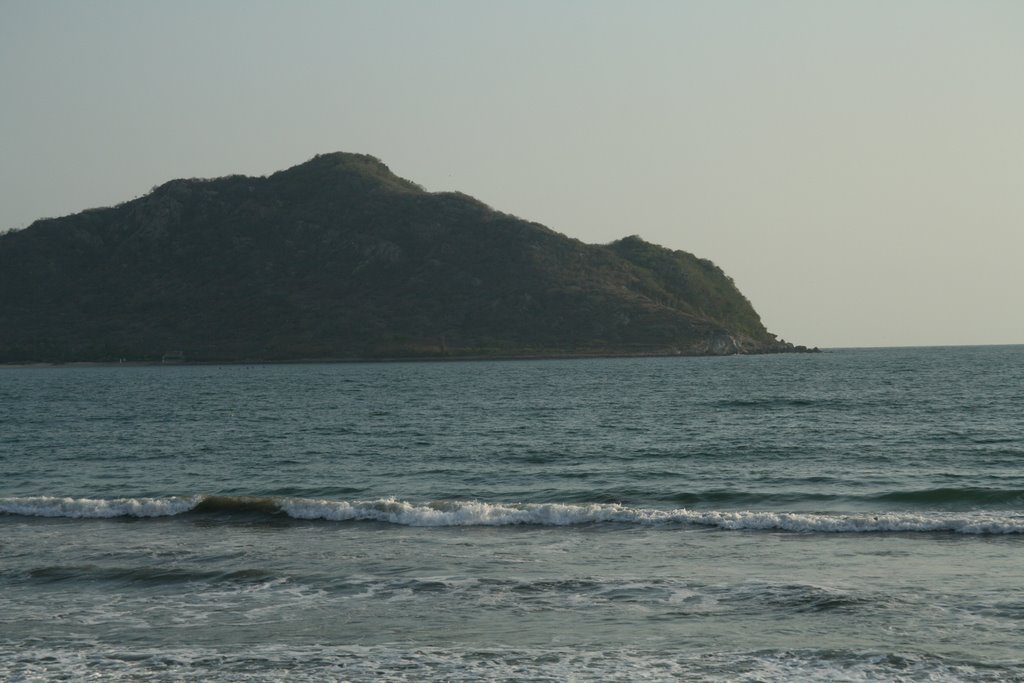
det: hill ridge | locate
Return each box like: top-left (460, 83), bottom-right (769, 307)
top-left (0, 153), bottom-right (811, 362)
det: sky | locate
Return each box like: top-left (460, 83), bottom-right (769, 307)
top-left (2, 1), bottom-right (1022, 348)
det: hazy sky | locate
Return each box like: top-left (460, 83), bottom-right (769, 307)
top-left (2, 1), bottom-right (1022, 348)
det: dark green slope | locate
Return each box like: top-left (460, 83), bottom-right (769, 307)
top-left (0, 153), bottom-right (804, 362)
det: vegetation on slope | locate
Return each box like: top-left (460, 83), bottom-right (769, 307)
top-left (0, 153), bottom-right (804, 362)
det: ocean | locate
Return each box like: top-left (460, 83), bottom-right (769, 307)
top-left (1, 346), bottom-right (1022, 681)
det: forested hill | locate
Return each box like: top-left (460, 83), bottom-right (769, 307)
top-left (0, 152), bottom-right (810, 363)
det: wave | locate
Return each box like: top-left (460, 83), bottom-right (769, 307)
top-left (716, 397), bottom-right (821, 408)
top-left (869, 487), bottom-right (1024, 506)
top-left (1, 644), bottom-right (1015, 683)
top-left (24, 564), bottom-right (277, 586)
top-left (0, 495), bottom-right (197, 518)
top-left (3, 495), bottom-right (1024, 534)
top-left (669, 487), bottom-right (1024, 508)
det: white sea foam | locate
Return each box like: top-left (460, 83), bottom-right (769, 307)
top-left (0, 495), bottom-right (198, 518)
top-left (280, 497), bottom-right (1024, 534)
top-left (4, 495), bottom-right (1024, 533)
top-left (0, 643), bottom-right (1014, 683)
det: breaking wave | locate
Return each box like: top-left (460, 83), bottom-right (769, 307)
top-left (4, 644), bottom-right (1015, 683)
top-left (0, 495), bottom-right (197, 518)
top-left (3, 495), bottom-right (1024, 534)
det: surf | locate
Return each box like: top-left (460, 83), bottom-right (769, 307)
top-left (4, 495), bottom-right (1024, 534)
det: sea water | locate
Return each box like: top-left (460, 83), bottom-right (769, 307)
top-left (1, 346), bottom-right (1022, 681)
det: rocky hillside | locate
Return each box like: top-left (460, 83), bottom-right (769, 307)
top-left (0, 153), bottom-right (809, 362)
